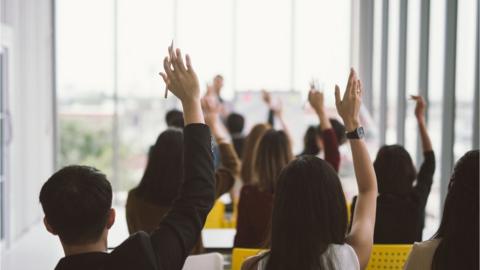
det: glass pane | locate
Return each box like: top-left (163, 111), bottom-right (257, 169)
top-left (236, 0), bottom-right (291, 91)
top-left (454, 0), bottom-right (477, 161)
top-left (177, 0), bottom-right (234, 98)
top-left (386, 0), bottom-right (400, 144)
top-left (423, 0), bottom-right (446, 240)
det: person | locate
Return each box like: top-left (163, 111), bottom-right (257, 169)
top-left (299, 89), bottom-right (342, 172)
top-left (226, 112), bottom-right (246, 158)
top-left (404, 150), bottom-right (479, 270)
top-left (234, 128), bottom-right (293, 248)
top-left (242, 69), bottom-right (377, 270)
top-left (39, 46), bottom-right (215, 270)
top-left (300, 119), bottom-right (346, 157)
top-left (349, 95), bottom-right (435, 243)
top-left (212, 74), bottom-right (225, 102)
top-left (240, 123), bottom-right (271, 185)
top-left (165, 109), bottom-right (184, 129)
top-left (126, 93), bottom-right (240, 254)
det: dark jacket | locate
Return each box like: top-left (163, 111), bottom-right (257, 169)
top-left (125, 143), bottom-right (239, 254)
top-left (55, 124), bottom-right (215, 270)
top-left (350, 151), bottom-right (436, 243)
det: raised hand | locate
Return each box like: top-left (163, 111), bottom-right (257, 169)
top-left (410, 95), bottom-right (426, 121)
top-left (335, 68), bottom-right (362, 131)
top-left (308, 89), bottom-right (325, 114)
top-left (202, 95), bottom-right (221, 126)
top-left (159, 46), bottom-right (203, 125)
top-left (262, 90), bottom-right (272, 107)
top-left (159, 47), bottom-right (200, 104)
top-left (272, 99), bottom-right (283, 118)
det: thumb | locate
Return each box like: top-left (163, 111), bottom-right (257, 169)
top-left (334, 85), bottom-right (341, 106)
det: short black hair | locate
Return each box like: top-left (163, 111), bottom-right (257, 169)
top-left (226, 113), bottom-right (245, 134)
top-left (39, 165), bottom-right (112, 245)
top-left (329, 119), bottom-right (346, 145)
top-left (165, 109), bottom-right (184, 129)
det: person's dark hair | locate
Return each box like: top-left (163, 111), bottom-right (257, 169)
top-left (431, 150), bottom-right (479, 270)
top-left (165, 109), bottom-right (184, 129)
top-left (374, 145), bottom-right (416, 194)
top-left (137, 129), bottom-right (184, 205)
top-left (241, 123), bottom-right (271, 184)
top-left (265, 156), bottom-right (348, 270)
top-left (226, 113), bottom-right (245, 134)
top-left (39, 165), bottom-right (112, 245)
top-left (254, 130), bottom-right (293, 194)
top-left (330, 119), bottom-right (346, 145)
top-left (301, 125), bottom-right (322, 156)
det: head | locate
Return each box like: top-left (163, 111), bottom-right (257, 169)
top-left (301, 120), bottom-right (346, 156)
top-left (165, 109), bottom-right (184, 129)
top-left (254, 129), bottom-right (293, 193)
top-left (138, 128), bottom-right (184, 204)
top-left (374, 145), bottom-right (416, 194)
top-left (39, 165), bottom-right (115, 251)
top-left (213, 74), bottom-right (224, 95)
top-left (432, 150), bottom-right (479, 270)
top-left (241, 123), bottom-right (271, 184)
top-left (226, 113), bottom-right (245, 135)
top-left (266, 156), bottom-right (348, 270)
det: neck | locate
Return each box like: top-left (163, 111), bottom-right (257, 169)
top-left (63, 239), bottom-right (107, 256)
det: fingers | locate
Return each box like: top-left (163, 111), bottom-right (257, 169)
top-left (358, 80), bottom-right (363, 98)
top-left (159, 72), bottom-right (169, 85)
top-left (175, 48), bottom-right (187, 72)
top-left (185, 54), bottom-right (194, 72)
top-left (163, 57), bottom-right (174, 79)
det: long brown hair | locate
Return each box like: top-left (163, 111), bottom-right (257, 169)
top-left (241, 123), bottom-right (271, 184)
top-left (254, 129), bottom-right (293, 194)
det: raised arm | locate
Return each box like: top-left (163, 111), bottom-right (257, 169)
top-left (411, 95), bottom-right (432, 152)
top-left (338, 69), bottom-right (377, 269)
top-left (155, 47), bottom-right (215, 269)
top-left (308, 89), bottom-right (340, 171)
top-left (203, 95), bottom-right (240, 197)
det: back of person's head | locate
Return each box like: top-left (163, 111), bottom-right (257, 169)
top-left (432, 150), bottom-right (479, 270)
top-left (137, 128), bottom-right (184, 204)
top-left (241, 123), bottom-right (271, 184)
top-left (301, 125), bottom-right (322, 156)
top-left (226, 113), bottom-right (245, 135)
top-left (39, 165), bottom-right (112, 245)
top-left (266, 156), bottom-right (348, 270)
top-left (254, 129), bottom-right (293, 193)
top-left (165, 109), bottom-right (184, 129)
top-left (374, 145), bottom-right (416, 194)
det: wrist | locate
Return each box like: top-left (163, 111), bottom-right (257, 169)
top-left (344, 119), bottom-right (360, 132)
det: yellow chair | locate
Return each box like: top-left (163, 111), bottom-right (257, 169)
top-left (231, 248), bottom-right (265, 270)
top-left (204, 200), bottom-right (225, 228)
top-left (366, 244), bottom-right (413, 270)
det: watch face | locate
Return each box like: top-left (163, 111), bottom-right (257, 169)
top-left (358, 127), bottom-right (365, 137)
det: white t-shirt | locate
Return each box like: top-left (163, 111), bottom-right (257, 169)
top-left (250, 244), bottom-right (360, 270)
top-left (403, 238), bottom-right (442, 270)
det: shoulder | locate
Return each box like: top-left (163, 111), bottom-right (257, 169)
top-left (404, 239), bottom-right (441, 270)
top-left (109, 231), bottom-right (158, 270)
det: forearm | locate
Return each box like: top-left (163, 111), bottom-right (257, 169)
top-left (210, 119), bottom-right (231, 144)
top-left (218, 143), bottom-right (241, 176)
top-left (316, 109), bottom-right (332, 130)
top-left (350, 139), bottom-right (377, 195)
top-left (182, 99), bottom-right (204, 125)
top-left (417, 117), bottom-right (432, 152)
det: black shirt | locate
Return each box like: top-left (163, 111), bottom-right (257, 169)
top-left (55, 124), bottom-right (215, 270)
top-left (350, 151), bottom-right (436, 244)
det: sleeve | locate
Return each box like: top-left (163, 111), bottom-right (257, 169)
top-left (413, 151), bottom-right (436, 208)
top-left (267, 109), bottom-right (274, 127)
top-left (150, 123), bottom-right (215, 270)
top-left (322, 128), bottom-right (340, 172)
top-left (214, 143), bottom-right (240, 198)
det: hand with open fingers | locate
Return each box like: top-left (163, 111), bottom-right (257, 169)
top-left (335, 68), bottom-right (362, 131)
top-left (262, 90), bottom-right (272, 107)
top-left (308, 89), bottom-right (325, 113)
top-left (411, 95), bottom-right (426, 120)
top-left (159, 47), bottom-right (200, 103)
top-left (202, 95), bottom-right (221, 125)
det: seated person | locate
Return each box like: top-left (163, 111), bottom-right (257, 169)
top-left (226, 112), bottom-right (246, 158)
top-left (243, 69), bottom-right (377, 270)
top-left (126, 95), bottom-right (239, 254)
top-left (404, 150), bottom-right (478, 270)
top-left (39, 47), bottom-right (215, 270)
top-left (234, 129), bottom-right (293, 248)
top-left (165, 109), bottom-right (184, 129)
top-left (349, 95), bottom-right (435, 243)
top-left (240, 123), bottom-right (271, 185)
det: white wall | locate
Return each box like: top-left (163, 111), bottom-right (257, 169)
top-left (1, 0), bottom-right (55, 244)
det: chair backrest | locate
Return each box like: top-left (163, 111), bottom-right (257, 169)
top-left (232, 248), bottom-right (265, 270)
top-left (204, 200), bottom-right (225, 228)
top-left (366, 244), bottom-right (413, 270)
top-left (182, 252), bottom-right (224, 270)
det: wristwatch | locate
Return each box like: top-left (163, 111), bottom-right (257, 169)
top-left (346, 127), bottom-right (365, 139)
